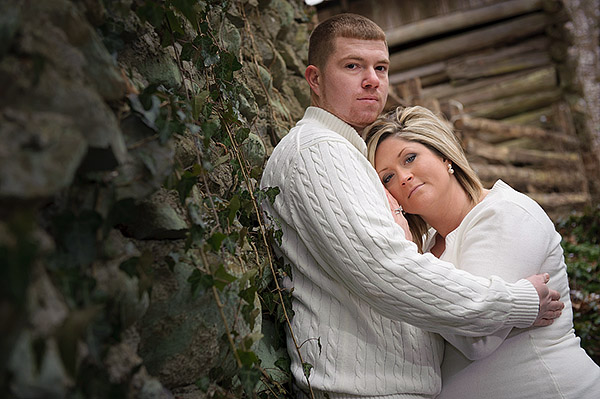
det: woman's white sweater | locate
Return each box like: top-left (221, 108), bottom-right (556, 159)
top-left (259, 107), bottom-right (540, 398)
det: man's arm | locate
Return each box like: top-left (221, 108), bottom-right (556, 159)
top-left (288, 139), bottom-right (559, 335)
top-left (439, 198), bottom-right (564, 358)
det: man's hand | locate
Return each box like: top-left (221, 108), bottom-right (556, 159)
top-left (527, 273), bottom-right (565, 327)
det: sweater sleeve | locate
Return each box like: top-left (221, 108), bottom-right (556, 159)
top-left (440, 195), bottom-right (552, 356)
top-left (286, 139), bottom-right (539, 336)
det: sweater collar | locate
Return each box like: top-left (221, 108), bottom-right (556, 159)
top-left (301, 106), bottom-right (368, 157)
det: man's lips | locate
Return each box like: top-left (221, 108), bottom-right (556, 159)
top-left (358, 96), bottom-right (378, 102)
top-left (408, 183), bottom-right (424, 199)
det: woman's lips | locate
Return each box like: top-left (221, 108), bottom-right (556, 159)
top-left (408, 183), bottom-right (424, 199)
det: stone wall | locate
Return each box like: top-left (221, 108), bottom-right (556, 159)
top-left (0, 0), bottom-right (313, 397)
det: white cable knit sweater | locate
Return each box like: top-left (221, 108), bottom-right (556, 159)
top-left (259, 107), bottom-right (540, 399)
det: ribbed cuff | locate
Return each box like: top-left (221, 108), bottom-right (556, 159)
top-left (505, 278), bottom-right (540, 328)
top-left (301, 391), bottom-right (434, 399)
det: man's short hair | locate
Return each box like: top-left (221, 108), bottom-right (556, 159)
top-left (308, 13), bottom-right (387, 70)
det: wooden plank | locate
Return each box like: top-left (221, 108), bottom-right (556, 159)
top-left (389, 13), bottom-right (549, 73)
top-left (449, 67), bottom-right (557, 106)
top-left (447, 51), bottom-right (551, 81)
top-left (463, 88), bottom-right (562, 119)
top-left (527, 192), bottom-right (591, 209)
top-left (463, 136), bottom-right (583, 168)
top-left (389, 62), bottom-right (446, 85)
top-left (471, 163), bottom-right (587, 192)
top-left (455, 115), bottom-right (580, 148)
top-left (385, 0), bottom-right (543, 47)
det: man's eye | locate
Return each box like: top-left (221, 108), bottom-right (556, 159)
top-left (346, 63), bottom-right (357, 69)
top-left (376, 65), bottom-right (387, 72)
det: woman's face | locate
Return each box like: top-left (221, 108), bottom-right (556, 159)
top-left (374, 136), bottom-right (451, 215)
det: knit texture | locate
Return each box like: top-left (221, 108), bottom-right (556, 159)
top-left (260, 107), bottom-right (540, 398)
top-left (438, 180), bottom-right (600, 399)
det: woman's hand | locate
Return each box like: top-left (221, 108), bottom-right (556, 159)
top-left (385, 189), bottom-right (412, 241)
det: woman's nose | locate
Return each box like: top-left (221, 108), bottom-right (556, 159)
top-left (400, 174), bottom-right (413, 186)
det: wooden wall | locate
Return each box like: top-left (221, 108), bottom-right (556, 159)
top-left (316, 0), bottom-right (592, 219)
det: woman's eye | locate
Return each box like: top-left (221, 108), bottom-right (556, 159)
top-left (405, 154), bottom-right (416, 164)
top-left (382, 174), bottom-right (393, 185)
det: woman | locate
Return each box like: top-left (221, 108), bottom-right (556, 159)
top-left (364, 106), bottom-right (600, 398)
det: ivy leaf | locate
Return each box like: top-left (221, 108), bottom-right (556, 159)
top-left (207, 232), bottom-right (226, 251)
top-left (213, 264), bottom-right (236, 291)
top-left (228, 195), bottom-right (240, 224)
top-left (274, 356), bottom-right (291, 372)
top-left (171, 0), bottom-right (200, 30)
top-left (239, 285), bottom-right (257, 305)
top-left (237, 349), bottom-right (259, 367)
top-left (195, 375), bottom-right (210, 392)
top-left (216, 51), bottom-right (242, 82)
top-left (188, 268), bottom-right (214, 295)
top-left (136, 3), bottom-right (165, 28)
top-left (236, 127), bottom-right (250, 143)
top-left (176, 170), bottom-right (198, 204)
top-left (302, 362), bottom-right (313, 379)
top-left (237, 366), bottom-right (261, 396)
top-left (192, 90), bottom-right (210, 121)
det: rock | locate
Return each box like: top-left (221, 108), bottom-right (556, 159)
top-left (8, 332), bottom-right (73, 399)
top-left (241, 133), bottom-right (267, 167)
top-left (277, 41), bottom-right (307, 76)
top-left (118, 188), bottom-right (189, 240)
top-left (270, 50), bottom-right (287, 90)
top-left (0, 109), bottom-right (87, 199)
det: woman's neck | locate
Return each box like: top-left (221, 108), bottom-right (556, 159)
top-left (423, 186), bottom-right (484, 238)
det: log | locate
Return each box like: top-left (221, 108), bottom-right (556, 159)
top-left (389, 62), bottom-right (446, 85)
top-left (446, 36), bottom-right (550, 80)
top-left (527, 192), bottom-right (590, 209)
top-left (389, 13), bottom-right (549, 73)
top-left (448, 67), bottom-right (557, 107)
top-left (386, 0), bottom-right (543, 47)
top-left (501, 106), bottom-right (554, 127)
top-left (447, 51), bottom-right (551, 81)
top-left (471, 163), bottom-right (587, 192)
top-left (463, 136), bottom-right (583, 168)
top-left (463, 88), bottom-right (562, 119)
top-left (455, 115), bottom-right (580, 149)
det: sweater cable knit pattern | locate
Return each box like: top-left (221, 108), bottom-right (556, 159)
top-left (260, 107), bottom-right (540, 398)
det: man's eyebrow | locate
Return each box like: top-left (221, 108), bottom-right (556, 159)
top-left (341, 56), bottom-right (390, 64)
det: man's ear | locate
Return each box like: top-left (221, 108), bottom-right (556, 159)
top-left (305, 65), bottom-right (321, 97)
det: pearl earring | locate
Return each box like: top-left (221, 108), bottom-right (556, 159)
top-left (448, 163), bottom-right (454, 175)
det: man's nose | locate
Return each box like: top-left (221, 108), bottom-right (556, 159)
top-left (362, 67), bottom-right (380, 89)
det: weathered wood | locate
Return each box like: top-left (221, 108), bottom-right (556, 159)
top-left (455, 115), bottom-right (580, 149)
top-left (463, 136), bottom-right (583, 168)
top-left (463, 88), bottom-right (562, 119)
top-left (527, 192), bottom-right (590, 209)
top-left (446, 36), bottom-right (550, 80)
top-left (386, 0), bottom-right (543, 47)
top-left (448, 51), bottom-right (551, 81)
top-left (471, 163), bottom-right (587, 192)
top-left (389, 13), bottom-right (549, 73)
top-left (449, 67), bottom-right (557, 106)
top-left (389, 62), bottom-right (446, 85)
top-left (501, 106), bottom-right (554, 127)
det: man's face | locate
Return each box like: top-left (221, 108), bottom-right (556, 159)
top-left (313, 37), bottom-right (389, 131)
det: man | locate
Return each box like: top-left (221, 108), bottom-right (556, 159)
top-left (260, 13), bottom-right (563, 399)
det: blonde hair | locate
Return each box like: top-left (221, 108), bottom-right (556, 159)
top-left (364, 106), bottom-right (484, 253)
top-left (308, 13), bottom-right (387, 70)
